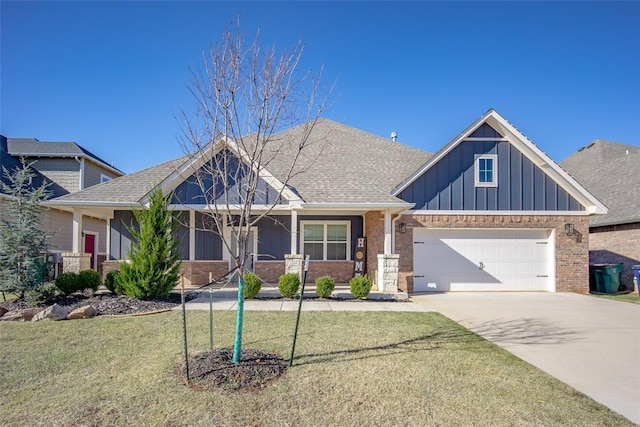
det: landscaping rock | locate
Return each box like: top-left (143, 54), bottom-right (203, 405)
top-left (32, 304), bottom-right (69, 322)
top-left (0, 306), bottom-right (7, 318)
top-left (0, 308), bottom-right (41, 321)
top-left (68, 305), bottom-right (97, 319)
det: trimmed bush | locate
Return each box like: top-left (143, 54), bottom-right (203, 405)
top-left (349, 275), bottom-right (372, 299)
top-left (278, 273), bottom-right (300, 298)
top-left (24, 282), bottom-right (58, 306)
top-left (243, 272), bottom-right (262, 299)
top-left (55, 272), bottom-right (80, 296)
top-left (104, 270), bottom-right (121, 294)
top-left (78, 270), bottom-right (101, 292)
top-left (315, 275), bottom-right (335, 298)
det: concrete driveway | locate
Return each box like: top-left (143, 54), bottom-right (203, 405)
top-left (412, 292), bottom-right (640, 424)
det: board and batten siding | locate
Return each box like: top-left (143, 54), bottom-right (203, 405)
top-left (110, 210), bottom-right (190, 260)
top-left (398, 136), bottom-right (583, 211)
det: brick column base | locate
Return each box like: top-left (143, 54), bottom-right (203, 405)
top-left (377, 254), bottom-right (399, 293)
top-left (62, 253), bottom-right (91, 273)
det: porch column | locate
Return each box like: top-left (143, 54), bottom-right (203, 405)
top-left (189, 210), bottom-right (196, 261)
top-left (290, 209), bottom-right (298, 255)
top-left (383, 211), bottom-right (392, 255)
top-left (72, 209), bottom-right (83, 253)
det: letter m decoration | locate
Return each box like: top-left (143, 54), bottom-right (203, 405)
top-left (353, 237), bottom-right (366, 276)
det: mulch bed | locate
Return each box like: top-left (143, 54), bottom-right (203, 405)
top-left (180, 348), bottom-right (288, 392)
top-left (0, 292), bottom-right (196, 316)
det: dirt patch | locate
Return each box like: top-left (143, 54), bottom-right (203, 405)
top-left (180, 348), bottom-right (288, 392)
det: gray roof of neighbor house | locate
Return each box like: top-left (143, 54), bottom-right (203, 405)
top-left (0, 135), bottom-right (68, 198)
top-left (48, 118), bottom-right (433, 206)
top-left (560, 139), bottom-right (639, 227)
top-left (6, 137), bottom-right (124, 175)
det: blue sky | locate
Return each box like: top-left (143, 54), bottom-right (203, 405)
top-left (2, 1), bottom-right (638, 174)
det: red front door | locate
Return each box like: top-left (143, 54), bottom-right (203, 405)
top-left (84, 234), bottom-right (96, 269)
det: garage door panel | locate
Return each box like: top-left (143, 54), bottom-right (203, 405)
top-left (413, 228), bottom-right (551, 292)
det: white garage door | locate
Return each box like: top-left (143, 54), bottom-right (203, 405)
top-left (413, 228), bottom-right (552, 292)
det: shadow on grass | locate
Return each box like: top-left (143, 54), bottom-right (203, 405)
top-left (293, 327), bottom-right (482, 366)
top-left (459, 317), bottom-right (583, 346)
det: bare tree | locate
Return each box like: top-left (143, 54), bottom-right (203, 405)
top-left (178, 23), bottom-right (331, 363)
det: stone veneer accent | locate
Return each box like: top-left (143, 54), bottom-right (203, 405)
top-left (377, 254), bottom-right (399, 292)
top-left (285, 254), bottom-right (303, 279)
top-left (589, 223), bottom-right (640, 292)
top-left (394, 214), bottom-right (590, 294)
top-left (62, 253), bottom-right (91, 273)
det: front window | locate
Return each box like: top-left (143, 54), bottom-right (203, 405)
top-left (475, 154), bottom-right (498, 187)
top-left (302, 222), bottom-right (349, 260)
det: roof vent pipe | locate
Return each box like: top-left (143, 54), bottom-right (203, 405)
top-left (391, 131), bottom-right (398, 142)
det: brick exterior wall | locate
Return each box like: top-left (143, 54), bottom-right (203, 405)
top-left (364, 211), bottom-right (385, 287)
top-left (393, 214), bottom-right (590, 294)
top-left (103, 260), bottom-right (230, 288)
top-left (255, 261), bottom-right (285, 283)
top-left (589, 223), bottom-right (640, 292)
top-left (307, 261), bottom-right (355, 283)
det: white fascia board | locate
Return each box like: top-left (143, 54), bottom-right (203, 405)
top-left (42, 200), bottom-right (142, 208)
top-left (392, 109), bottom-right (496, 196)
top-left (485, 113), bottom-right (608, 215)
top-left (405, 209), bottom-right (591, 216)
top-left (167, 204), bottom-right (293, 212)
top-left (300, 202), bottom-right (414, 214)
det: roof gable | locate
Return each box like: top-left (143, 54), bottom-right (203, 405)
top-left (393, 109), bottom-right (607, 214)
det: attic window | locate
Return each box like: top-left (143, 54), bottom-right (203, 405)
top-left (475, 154), bottom-right (497, 187)
top-left (100, 174), bottom-right (111, 183)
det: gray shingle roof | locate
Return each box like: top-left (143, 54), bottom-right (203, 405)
top-left (6, 138), bottom-right (123, 174)
top-left (49, 119), bottom-right (433, 206)
top-left (560, 139), bottom-right (640, 227)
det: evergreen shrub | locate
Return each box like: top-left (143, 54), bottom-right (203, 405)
top-left (349, 275), bottom-right (372, 299)
top-left (315, 275), bottom-right (335, 298)
top-left (278, 273), bottom-right (300, 298)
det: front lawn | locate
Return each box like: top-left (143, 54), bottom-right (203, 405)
top-left (591, 292), bottom-right (640, 304)
top-left (0, 311), bottom-right (632, 426)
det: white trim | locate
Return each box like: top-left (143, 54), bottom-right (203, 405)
top-left (79, 158), bottom-right (85, 190)
top-left (168, 204), bottom-right (292, 212)
top-left (383, 211), bottom-right (392, 255)
top-left (291, 209), bottom-right (298, 255)
top-left (474, 154), bottom-right (498, 187)
top-left (548, 228), bottom-right (557, 292)
top-left (300, 220), bottom-right (351, 261)
top-left (144, 136), bottom-right (302, 205)
top-left (405, 209), bottom-right (591, 216)
top-left (226, 226), bottom-right (258, 271)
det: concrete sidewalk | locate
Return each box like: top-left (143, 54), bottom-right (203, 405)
top-left (178, 284), bottom-right (428, 312)
top-left (412, 292), bottom-right (640, 425)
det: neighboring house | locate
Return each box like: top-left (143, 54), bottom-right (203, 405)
top-left (0, 135), bottom-right (124, 274)
top-left (46, 110), bottom-right (606, 293)
top-left (560, 140), bottom-right (640, 291)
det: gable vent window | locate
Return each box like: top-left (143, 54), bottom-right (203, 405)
top-left (475, 154), bottom-right (498, 187)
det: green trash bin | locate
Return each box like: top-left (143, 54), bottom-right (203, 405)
top-left (589, 264), bottom-right (624, 294)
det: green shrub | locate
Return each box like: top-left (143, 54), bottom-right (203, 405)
top-left (104, 270), bottom-right (121, 294)
top-left (278, 273), bottom-right (300, 298)
top-left (349, 275), bottom-right (372, 299)
top-left (78, 270), bottom-right (101, 292)
top-left (24, 282), bottom-right (58, 306)
top-left (243, 272), bottom-right (262, 299)
top-left (55, 272), bottom-right (80, 296)
top-left (315, 275), bottom-right (335, 298)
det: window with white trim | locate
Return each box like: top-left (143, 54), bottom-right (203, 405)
top-left (100, 174), bottom-right (111, 183)
top-left (475, 154), bottom-right (498, 187)
top-left (301, 221), bottom-right (350, 261)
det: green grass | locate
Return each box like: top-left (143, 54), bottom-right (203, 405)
top-left (591, 292), bottom-right (640, 304)
top-left (0, 311), bottom-right (632, 426)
